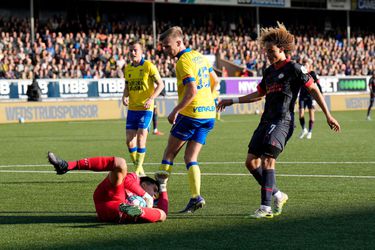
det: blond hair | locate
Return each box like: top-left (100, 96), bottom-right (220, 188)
top-left (159, 26), bottom-right (184, 42)
top-left (259, 22), bottom-right (295, 54)
top-left (129, 40), bottom-right (144, 51)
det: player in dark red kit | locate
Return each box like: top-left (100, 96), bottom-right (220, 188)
top-left (298, 58), bottom-right (323, 139)
top-left (218, 22), bottom-right (340, 219)
top-left (47, 152), bottom-right (168, 224)
top-left (367, 72), bottom-right (375, 120)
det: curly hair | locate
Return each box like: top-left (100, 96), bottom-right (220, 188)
top-left (259, 22), bottom-right (295, 55)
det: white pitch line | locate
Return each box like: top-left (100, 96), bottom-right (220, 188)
top-left (67, 119), bottom-right (369, 124)
top-left (132, 161), bottom-right (375, 165)
top-left (276, 161), bottom-right (375, 164)
top-left (0, 164), bottom-right (51, 168)
top-left (0, 161), bottom-right (374, 169)
top-left (0, 170), bottom-right (374, 179)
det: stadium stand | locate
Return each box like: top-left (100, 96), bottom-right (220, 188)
top-left (0, 3), bottom-right (373, 79)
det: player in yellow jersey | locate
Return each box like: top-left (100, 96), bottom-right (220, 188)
top-left (122, 41), bottom-right (165, 176)
top-left (157, 26), bottom-right (219, 213)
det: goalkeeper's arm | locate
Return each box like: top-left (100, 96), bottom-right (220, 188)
top-left (155, 174), bottom-right (169, 215)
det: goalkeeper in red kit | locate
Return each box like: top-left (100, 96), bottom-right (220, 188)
top-left (47, 152), bottom-right (168, 224)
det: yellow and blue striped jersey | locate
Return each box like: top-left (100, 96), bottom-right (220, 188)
top-left (176, 48), bottom-right (216, 119)
top-left (124, 58), bottom-right (161, 111)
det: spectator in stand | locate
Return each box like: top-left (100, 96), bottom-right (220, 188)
top-left (240, 66), bottom-right (249, 77)
top-left (0, 16), bottom-right (373, 79)
top-left (222, 66), bottom-right (228, 77)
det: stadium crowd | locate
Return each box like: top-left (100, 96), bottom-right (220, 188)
top-left (0, 16), bottom-right (373, 79)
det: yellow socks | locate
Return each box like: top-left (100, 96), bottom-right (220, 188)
top-left (216, 111), bottom-right (221, 120)
top-left (160, 160), bottom-right (173, 175)
top-left (135, 148), bottom-right (146, 176)
top-left (128, 147), bottom-right (137, 166)
top-left (187, 162), bottom-right (201, 198)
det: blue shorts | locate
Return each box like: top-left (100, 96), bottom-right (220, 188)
top-left (126, 110), bottom-right (153, 130)
top-left (171, 114), bottom-right (215, 145)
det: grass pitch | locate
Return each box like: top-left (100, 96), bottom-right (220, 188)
top-left (0, 110), bottom-right (374, 249)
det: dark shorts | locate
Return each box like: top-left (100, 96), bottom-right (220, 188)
top-left (299, 97), bottom-right (314, 110)
top-left (248, 120), bottom-right (294, 159)
top-left (170, 114), bottom-right (215, 145)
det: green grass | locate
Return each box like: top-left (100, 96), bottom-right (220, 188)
top-left (1, 110), bottom-right (374, 249)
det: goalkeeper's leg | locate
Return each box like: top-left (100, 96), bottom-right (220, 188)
top-left (48, 152), bottom-right (121, 173)
top-left (48, 152), bottom-right (128, 186)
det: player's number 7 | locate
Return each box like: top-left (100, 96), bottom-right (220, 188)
top-left (268, 124), bottom-right (276, 135)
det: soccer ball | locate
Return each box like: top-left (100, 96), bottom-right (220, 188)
top-left (127, 195), bottom-right (147, 207)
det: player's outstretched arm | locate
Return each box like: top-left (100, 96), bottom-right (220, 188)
top-left (326, 116), bottom-right (341, 132)
top-left (155, 172), bottom-right (169, 215)
top-left (308, 84), bottom-right (341, 132)
top-left (217, 92), bottom-right (263, 112)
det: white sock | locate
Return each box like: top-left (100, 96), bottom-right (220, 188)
top-left (153, 128), bottom-right (158, 133)
top-left (273, 191), bottom-right (283, 200)
top-left (260, 205), bottom-right (271, 212)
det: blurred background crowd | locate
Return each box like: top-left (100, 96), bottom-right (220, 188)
top-left (0, 2), bottom-right (373, 79)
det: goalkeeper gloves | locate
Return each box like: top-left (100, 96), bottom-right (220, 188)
top-left (142, 192), bottom-right (154, 208)
top-left (155, 172), bottom-right (169, 192)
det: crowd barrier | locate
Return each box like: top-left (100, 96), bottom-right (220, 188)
top-left (0, 76), bottom-right (371, 123)
top-left (0, 76), bottom-right (371, 100)
top-left (0, 93), bottom-right (371, 124)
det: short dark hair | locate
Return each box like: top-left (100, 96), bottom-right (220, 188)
top-left (140, 176), bottom-right (159, 191)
